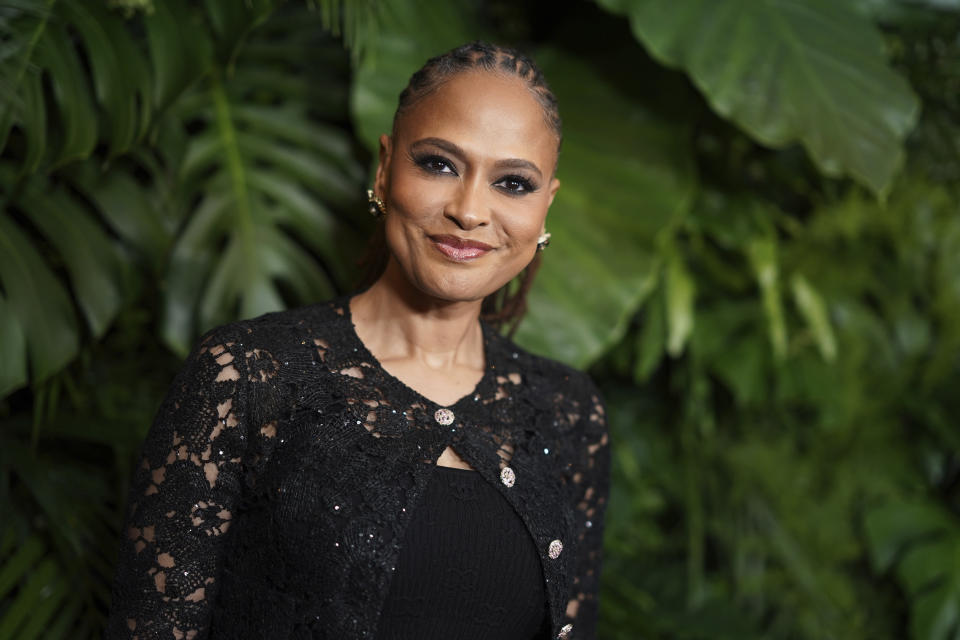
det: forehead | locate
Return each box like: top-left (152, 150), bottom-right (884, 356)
top-left (394, 70), bottom-right (558, 164)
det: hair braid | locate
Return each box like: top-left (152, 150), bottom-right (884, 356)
top-left (394, 41), bottom-right (562, 150)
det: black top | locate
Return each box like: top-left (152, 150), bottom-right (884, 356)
top-left (105, 296), bottom-right (609, 640)
top-left (375, 465), bottom-right (550, 639)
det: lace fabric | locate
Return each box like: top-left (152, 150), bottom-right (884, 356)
top-left (105, 296), bottom-right (610, 640)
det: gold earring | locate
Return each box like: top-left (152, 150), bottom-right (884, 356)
top-left (537, 231), bottom-right (551, 251)
top-left (367, 189), bottom-right (386, 218)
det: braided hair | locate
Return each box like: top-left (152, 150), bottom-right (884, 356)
top-left (359, 41), bottom-right (561, 336)
top-left (395, 41), bottom-right (562, 151)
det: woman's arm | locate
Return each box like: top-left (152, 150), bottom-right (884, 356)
top-left (562, 377), bottom-right (611, 640)
top-left (105, 329), bottom-right (249, 639)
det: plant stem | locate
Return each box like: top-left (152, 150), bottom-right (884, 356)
top-left (210, 69), bottom-right (255, 279)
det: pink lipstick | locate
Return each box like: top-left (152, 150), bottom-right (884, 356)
top-left (429, 235), bottom-right (494, 261)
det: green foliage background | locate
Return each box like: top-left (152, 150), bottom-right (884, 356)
top-left (1, 0), bottom-right (958, 637)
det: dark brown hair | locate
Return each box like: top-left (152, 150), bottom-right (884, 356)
top-left (395, 41), bottom-right (562, 149)
top-left (358, 41), bottom-right (560, 337)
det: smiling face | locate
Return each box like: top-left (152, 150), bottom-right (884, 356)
top-left (373, 69), bottom-right (561, 305)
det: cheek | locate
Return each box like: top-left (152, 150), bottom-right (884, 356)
top-left (387, 169), bottom-right (450, 223)
top-left (499, 201), bottom-right (548, 243)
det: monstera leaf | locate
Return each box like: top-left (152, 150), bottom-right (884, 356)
top-left (517, 49), bottom-right (694, 366)
top-left (0, 163), bottom-right (132, 392)
top-left (350, 0), bottom-right (477, 153)
top-left (0, 293), bottom-right (27, 395)
top-left (0, 437), bottom-right (120, 639)
top-left (159, 10), bottom-right (365, 355)
top-left (0, 0), bottom-right (156, 393)
top-left (0, 0), bottom-right (154, 170)
top-left (596, 0), bottom-right (920, 196)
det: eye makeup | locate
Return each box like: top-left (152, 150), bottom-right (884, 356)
top-left (411, 152), bottom-right (458, 176)
top-left (409, 149), bottom-right (540, 196)
top-left (494, 175), bottom-right (538, 195)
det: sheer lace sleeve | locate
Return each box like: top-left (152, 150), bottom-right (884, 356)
top-left (105, 329), bottom-right (248, 639)
top-left (562, 378), bottom-right (611, 639)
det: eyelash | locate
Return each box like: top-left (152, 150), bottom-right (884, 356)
top-left (412, 153), bottom-right (538, 195)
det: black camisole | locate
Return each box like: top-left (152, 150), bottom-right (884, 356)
top-left (374, 465), bottom-right (551, 639)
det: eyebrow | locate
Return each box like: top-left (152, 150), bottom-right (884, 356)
top-left (410, 137), bottom-right (543, 180)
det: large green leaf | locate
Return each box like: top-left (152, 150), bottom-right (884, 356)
top-left (596, 0), bottom-right (920, 196)
top-left (866, 501), bottom-right (960, 640)
top-left (159, 11), bottom-right (363, 354)
top-left (33, 20), bottom-right (98, 166)
top-left (1, 435), bottom-right (120, 637)
top-left (61, 0), bottom-right (153, 157)
top-left (144, 0), bottom-right (213, 112)
top-left (0, 163), bottom-right (129, 393)
top-left (9, 172), bottom-right (127, 338)
top-left (203, 0), bottom-right (274, 65)
top-left (0, 1), bottom-right (155, 169)
top-left (0, 3), bottom-right (267, 393)
top-left (0, 553), bottom-right (63, 638)
top-left (0, 0), bottom-right (52, 156)
top-left (310, 0), bottom-right (382, 62)
top-left (65, 162), bottom-right (174, 270)
top-left (515, 49), bottom-right (694, 366)
top-left (0, 292), bottom-right (27, 397)
top-left (350, 0), bottom-right (477, 154)
top-left (0, 211), bottom-right (78, 383)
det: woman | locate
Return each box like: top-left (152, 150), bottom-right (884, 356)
top-left (106, 42), bottom-right (610, 640)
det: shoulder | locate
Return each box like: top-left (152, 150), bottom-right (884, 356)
top-left (187, 297), bottom-right (352, 426)
top-left (487, 326), bottom-right (604, 414)
top-left (195, 296), bottom-right (351, 361)
top-left (185, 296), bottom-right (350, 396)
top-left (490, 331), bottom-right (609, 471)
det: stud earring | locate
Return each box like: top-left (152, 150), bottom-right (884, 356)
top-left (367, 189), bottom-right (386, 219)
top-left (537, 231), bottom-right (552, 251)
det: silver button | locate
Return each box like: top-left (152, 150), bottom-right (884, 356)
top-left (548, 539), bottom-right (563, 559)
top-left (500, 466), bottom-right (516, 487)
top-left (558, 623), bottom-right (573, 638)
top-left (434, 408), bottom-right (454, 425)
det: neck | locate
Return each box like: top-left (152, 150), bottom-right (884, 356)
top-left (349, 259), bottom-right (486, 372)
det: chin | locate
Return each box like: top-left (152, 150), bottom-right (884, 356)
top-left (416, 270), bottom-right (508, 304)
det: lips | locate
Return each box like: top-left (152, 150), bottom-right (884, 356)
top-left (429, 234), bottom-right (494, 261)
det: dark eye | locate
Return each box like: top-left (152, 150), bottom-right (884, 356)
top-left (416, 154), bottom-right (457, 175)
top-left (495, 175), bottom-right (536, 194)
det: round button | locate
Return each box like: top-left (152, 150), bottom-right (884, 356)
top-left (434, 408), bottom-right (455, 425)
top-left (500, 466), bottom-right (516, 487)
top-left (558, 623), bottom-right (573, 638)
top-left (548, 539), bottom-right (563, 559)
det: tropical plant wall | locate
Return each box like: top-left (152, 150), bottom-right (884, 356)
top-left (1, 0), bottom-right (958, 638)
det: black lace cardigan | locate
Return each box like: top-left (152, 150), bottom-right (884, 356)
top-left (105, 296), bottom-right (610, 640)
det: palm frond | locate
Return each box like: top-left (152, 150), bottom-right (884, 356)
top-left (313, 0), bottom-right (381, 63)
top-left (158, 7), bottom-right (366, 354)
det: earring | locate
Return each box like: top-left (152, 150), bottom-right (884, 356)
top-left (367, 189), bottom-right (386, 218)
top-left (537, 231), bottom-right (551, 251)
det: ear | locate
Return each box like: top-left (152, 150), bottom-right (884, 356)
top-left (546, 177), bottom-right (561, 209)
top-left (374, 133), bottom-right (393, 196)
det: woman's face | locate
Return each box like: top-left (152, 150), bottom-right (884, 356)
top-left (374, 69), bottom-right (560, 304)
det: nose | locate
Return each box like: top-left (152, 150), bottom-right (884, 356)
top-left (443, 177), bottom-right (489, 231)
